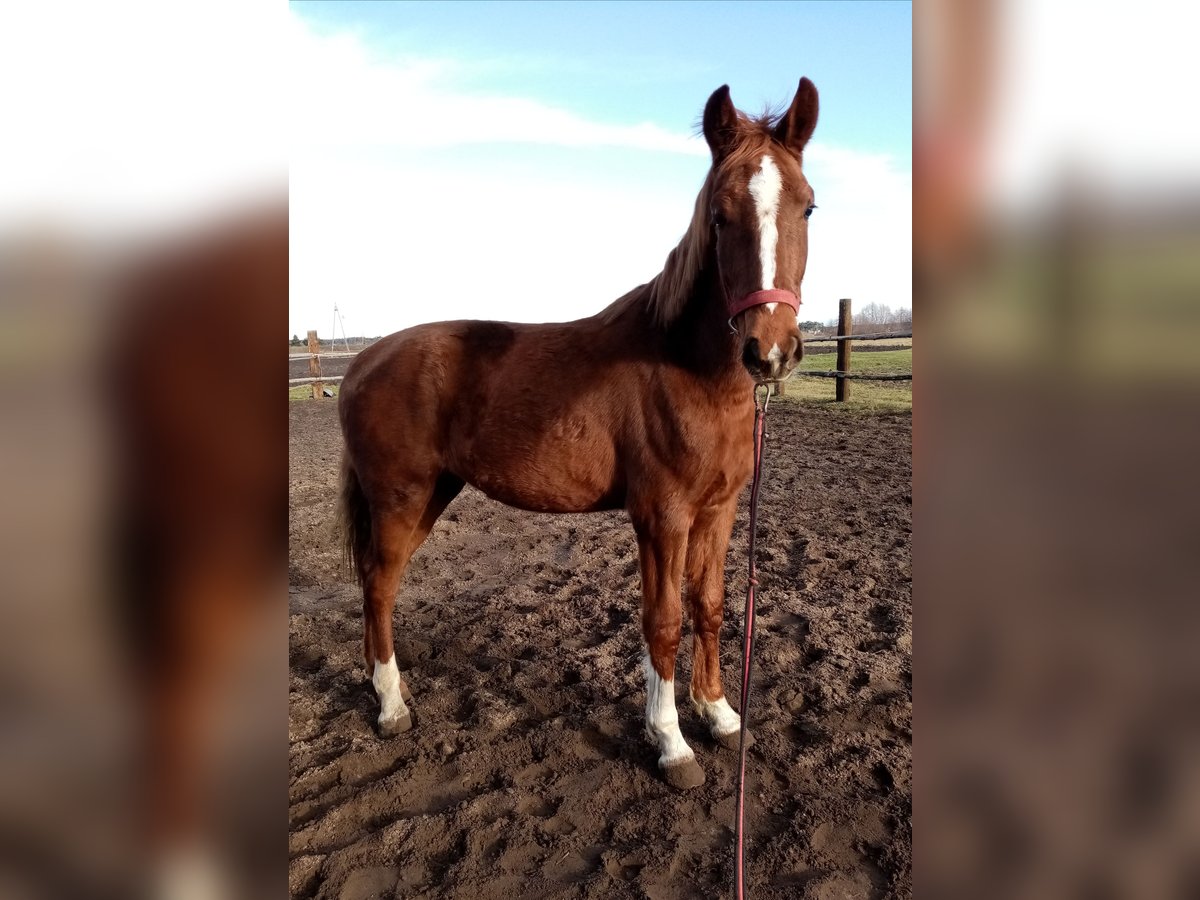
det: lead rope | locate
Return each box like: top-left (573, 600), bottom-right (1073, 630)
top-left (734, 383), bottom-right (771, 900)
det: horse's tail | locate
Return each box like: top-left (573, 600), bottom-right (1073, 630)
top-left (339, 453), bottom-right (371, 584)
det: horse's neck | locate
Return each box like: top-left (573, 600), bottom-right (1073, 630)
top-left (661, 262), bottom-right (745, 387)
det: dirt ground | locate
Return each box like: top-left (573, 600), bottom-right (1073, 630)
top-left (289, 398), bottom-right (911, 899)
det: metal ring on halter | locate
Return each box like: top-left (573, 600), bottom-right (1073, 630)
top-left (754, 382), bottom-right (772, 410)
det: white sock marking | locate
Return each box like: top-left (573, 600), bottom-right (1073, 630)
top-left (373, 655), bottom-right (409, 724)
top-left (748, 154), bottom-right (782, 290)
top-left (643, 653), bottom-right (694, 766)
top-left (691, 691), bottom-right (742, 737)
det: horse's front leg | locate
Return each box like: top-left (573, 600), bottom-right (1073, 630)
top-left (633, 510), bottom-right (706, 789)
top-left (685, 499), bottom-right (753, 749)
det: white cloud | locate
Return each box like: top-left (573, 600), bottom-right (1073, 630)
top-left (290, 155), bottom-right (693, 336)
top-left (287, 14), bottom-right (707, 156)
top-left (802, 145), bottom-right (913, 321)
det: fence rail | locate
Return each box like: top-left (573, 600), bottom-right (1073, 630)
top-left (289, 376), bottom-right (346, 386)
top-left (292, 302), bottom-right (911, 401)
top-left (289, 335), bottom-right (362, 394)
top-left (804, 330), bottom-right (912, 343)
top-left (793, 371), bottom-right (912, 381)
top-left (785, 300), bottom-right (911, 400)
top-left (288, 351), bottom-right (360, 360)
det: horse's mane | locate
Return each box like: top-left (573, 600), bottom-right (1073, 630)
top-left (600, 111), bottom-right (783, 328)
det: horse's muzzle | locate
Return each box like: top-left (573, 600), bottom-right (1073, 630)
top-left (741, 335), bottom-right (802, 382)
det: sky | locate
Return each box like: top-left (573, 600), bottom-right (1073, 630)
top-left (4, 2), bottom-right (1195, 339)
top-left (287, 1), bottom-right (913, 337)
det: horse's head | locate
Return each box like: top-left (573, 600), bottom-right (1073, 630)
top-left (703, 79), bottom-right (818, 383)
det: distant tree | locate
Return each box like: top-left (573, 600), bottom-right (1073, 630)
top-left (290, 333), bottom-right (302, 346)
top-left (852, 303), bottom-right (910, 333)
top-left (799, 319), bottom-right (824, 332)
top-left (856, 302), bottom-right (894, 330)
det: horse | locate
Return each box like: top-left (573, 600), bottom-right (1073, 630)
top-left (338, 79), bottom-right (818, 789)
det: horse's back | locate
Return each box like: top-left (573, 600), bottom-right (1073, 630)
top-left (340, 316), bottom-right (640, 512)
top-left (340, 317), bottom-right (589, 427)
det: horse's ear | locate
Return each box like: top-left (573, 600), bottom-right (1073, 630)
top-left (773, 77), bottom-right (819, 154)
top-left (703, 85), bottom-right (739, 161)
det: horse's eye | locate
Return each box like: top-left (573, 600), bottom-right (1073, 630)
top-left (712, 210), bottom-right (727, 228)
top-left (804, 204), bottom-right (817, 219)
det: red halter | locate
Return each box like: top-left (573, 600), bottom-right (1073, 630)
top-left (727, 288), bottom-right (800, 319)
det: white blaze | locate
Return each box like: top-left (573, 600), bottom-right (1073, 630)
top-left (748, 154), bottom-right (783, 290)
top-left (373, 655), bottom-right (409, 724)
top-left (643, 653), bottom-right (694, 766)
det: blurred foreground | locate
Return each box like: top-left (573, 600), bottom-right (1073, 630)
top-left (0, 5), bottom-right (288, 896)
top-left (918, 0), bottom-right (1200, 897)
top-left (0, 208), bottom-right (287, 899)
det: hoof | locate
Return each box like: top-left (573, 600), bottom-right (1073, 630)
top-left (716, 728), bottom-right (754, 751)
top-left (661, 757), bottom-right (706, 790)
top-left (399, 679), bottom-right (412, 702)
top-left (377, 711), bottom-right (412, 738)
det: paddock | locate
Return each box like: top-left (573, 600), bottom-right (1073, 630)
top-left (288, 396), bottom-right (911, 899)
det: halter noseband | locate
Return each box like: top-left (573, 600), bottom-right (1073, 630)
top-left (727, 288), bottom-right (800, 320)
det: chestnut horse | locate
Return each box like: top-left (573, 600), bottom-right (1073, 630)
top-left (339, 80), bottom-right (818, 789)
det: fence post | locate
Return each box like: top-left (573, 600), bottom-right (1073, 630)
top-left (836, 298), bottom-right (852, 402)
top-left (307, 330), bottom-right (323, 399)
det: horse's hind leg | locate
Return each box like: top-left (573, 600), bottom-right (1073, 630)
top-left (364, 473), bottom-right (463, 737)
top-left (363, 509), bottom-right (420, 737)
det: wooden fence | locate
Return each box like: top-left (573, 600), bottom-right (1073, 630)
top-left (289, 330), bottom-right (351, 397)
top-left (290, 299), bottom-right (912, 402)
top-left (787, 298), bottom-right (912, 401)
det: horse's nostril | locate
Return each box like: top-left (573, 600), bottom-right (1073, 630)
top-left (741, 338), bottom-right (761, 371)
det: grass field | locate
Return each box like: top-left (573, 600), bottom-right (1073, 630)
top-left (289, 384), bottom-right (340, 401)
top-left (778, 346), bottom-right (912, 412)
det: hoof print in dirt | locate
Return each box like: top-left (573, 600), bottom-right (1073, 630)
top-left (661, 758), bottom-right (706, 790)
top-left (716, 729), bottom-right (754, 751)
top-left (377, 712), bottom-right (413, 738)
